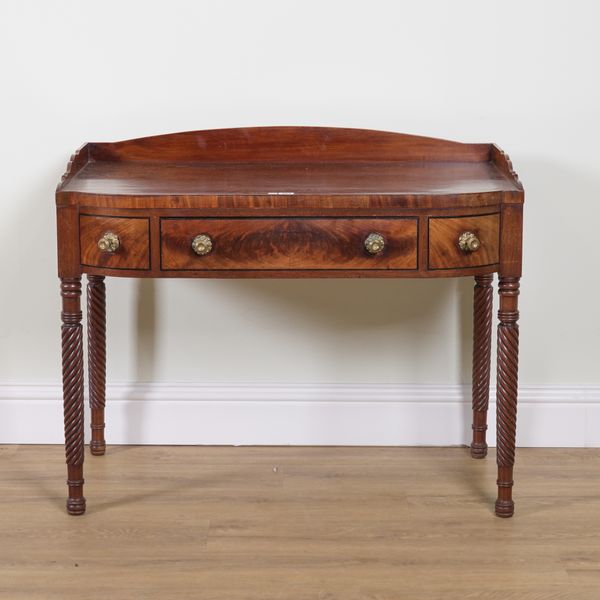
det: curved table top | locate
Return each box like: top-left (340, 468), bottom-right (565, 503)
top-left (56, 127), bottom-right (523, 209)
top-left (60, 159), bottom-right (520, 196)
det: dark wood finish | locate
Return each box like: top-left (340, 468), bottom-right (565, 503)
top-left (83, 263), bottom-right (500, 280)
top-left (60, 277), bottom-right (86, 515)
top-left (79, 215), bottom-right (150, 270)
top-left (78, 204), bottom-right (501, 280)
top-left (55, 127), bottom-right (524, 517)
top-left (161, 218), bottom-right (418, 271)
top-left (494, 201), bottom-right (523, 518)
top-left (470, 274), bottom-right (494, 458)
top-left (428, 213), bottom-right (500, 270)
top-left (68, 192), bottom-right (507, 211)
top-left (495, 277), bottom-right (520, 517)
top-left (87, 275), bottom-right (107, 456)
top-left (60, 161), bottom-right (518, 198)
top-left (490, 144), bottom-right (524, 198)
top-left (56, 127), bottom-right (522, 211)
top-left (56, 206), bottom-right (80, 278)
top-left (73, 126), bottom-right (493, 163)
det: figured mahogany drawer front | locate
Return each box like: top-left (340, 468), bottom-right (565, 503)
top-left (80, 215), bottom-right (150, 270)
top-left (161, 218), bottom-right (418, 271)
top-left (428, 213), bottom-right (500, 270)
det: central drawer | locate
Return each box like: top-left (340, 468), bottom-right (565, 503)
top-left (160, 218), bottom-right (418, 271)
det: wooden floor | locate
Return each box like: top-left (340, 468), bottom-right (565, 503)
top-left (1, 445), bottom-right (600, 599)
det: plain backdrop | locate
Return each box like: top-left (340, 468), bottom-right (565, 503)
top-left (0, 1), bottom-right (599, 444)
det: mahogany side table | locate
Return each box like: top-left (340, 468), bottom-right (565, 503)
top-left (55, 127), bottom-right (523, 517)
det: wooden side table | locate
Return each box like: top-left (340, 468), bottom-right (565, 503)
top-left (55, 127), bottom-right (523, 517)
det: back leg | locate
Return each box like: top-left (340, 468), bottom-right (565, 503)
top-left (87, 275), bottom-right (107, 456)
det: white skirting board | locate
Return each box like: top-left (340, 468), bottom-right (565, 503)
top-left (1, 383), bottom-right (599, 447)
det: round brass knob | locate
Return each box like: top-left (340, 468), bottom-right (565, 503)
top-left (364, 233), bottom-right (385, 255)
top-left (97, 232), bottom-right (120, 253)
top-left (192, 234), bottom-right (213, 256)
top-left (458, 231), bottom-right (481, 253)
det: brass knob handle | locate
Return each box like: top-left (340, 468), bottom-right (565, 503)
top-left (364, 233), bottom-right (385, 255)
top-left (458, 231), bottom-right (481, 253)
top-left (97, 232), bottom-right (120, 253)
top-left (192, 234), bottom-right (213, 256)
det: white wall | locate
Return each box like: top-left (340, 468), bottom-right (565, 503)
top-left (0, 0), bottom-right (599, 445)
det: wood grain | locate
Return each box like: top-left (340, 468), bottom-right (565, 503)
top-left (471, 274), bottom-right (494, 459)
top-left (55, 127), bottom-right (524, 517)
top-left (61, 190), bottom-right (508, 210)
top-left (86, 126), bottom-right (492, 163)
top-left (495, 203), bottom-right (523, 516)
top-left (87, 275), bottom-right (107, 456)
top-left (60, 278), bottom-right (86, 515)
top-left (160, 218), bottom-right (418, 271)
top-left (428, 213), bottom-right (500, 269)
top-left (56, 206), bottom-right (80, 277)
top-left (55, 127), bottom-right (524, 210)
top-left (1, 445), bottom-right (598, 600)
top-left (79, 215), bottom-right (150, 270)
top-left (495, 276), bottom-right (521, 517)
top-left (60, 160), bottom-right (519, 196)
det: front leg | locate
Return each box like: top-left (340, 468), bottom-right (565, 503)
top-left (87, 275), bottom-right (107, 455)
top-left (495, 276), bottom-right (520, 517)
top-left (61, 277), bottom-right (86, 515)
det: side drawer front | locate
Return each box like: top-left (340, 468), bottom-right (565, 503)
top-left (428, 213), bottom-right (500, 270)
top-left (161, 218), bottom-right (418, 271)
top-left (80, 215), bottom-right (150, 270)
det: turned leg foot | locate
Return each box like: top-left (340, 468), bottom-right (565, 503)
top-left (87, 275), bottom-right (107, 456)
top-left (470, 274), bottom-right (493, 459)
top-left (66, 465), bottom-right (86, 515)
top-left (495, 276), bottom-right (520, 518)
top-left (61, 277), bottom-right (86, 515)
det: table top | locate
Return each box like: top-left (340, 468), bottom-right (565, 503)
top-left (60, 159), bottom-right (519, 197)
top-left (56, 127), bottom-right (523, 209)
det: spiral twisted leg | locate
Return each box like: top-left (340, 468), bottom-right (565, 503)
top-left (61, 277), bottom-right (86, 515)
top-left (87, 275), bottom-right (107, 456)
top-left (470, 274), bottom-right (493, 458)
top-left (495, 277), bottom-right (520, 518)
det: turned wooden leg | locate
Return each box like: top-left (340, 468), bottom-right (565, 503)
top-left (470, 274), bottom-right (493, 458)
top-left (87, 275), bottom-right (107, 456)
top-left (61, 277), bottom-right (86, 515)
top-left (495, 276), bottom-right (520, 517)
